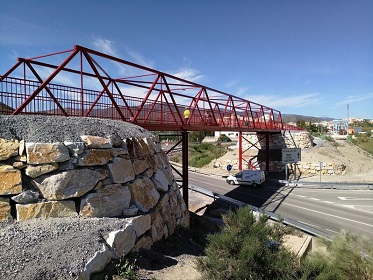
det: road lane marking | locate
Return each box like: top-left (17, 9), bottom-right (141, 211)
top-left (338, 196), bottom-right (373, 201)
top-left (341, 205), bottom-right (373, 214)
top-left (325, 228), bottom-right (339, 234)
top-left (310, 198), bottom-right (320, 201)
top-left (323, 201), bottom-right (334, 204)
top-left (297, 221), bottom-right (319, 228)
top-left (191, 178), bottom-right (233, 191)
top-left (284, 202), bottom-right (373, 228)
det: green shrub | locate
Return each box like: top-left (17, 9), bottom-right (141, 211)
top-left (302, 231), bottom-right (373, 280)
top-left (114, 254), bottom-right (139, 280)
top-left (189, 143), bottom-right (225, 168)
top-left (196, 207), bottom-right (302, 280)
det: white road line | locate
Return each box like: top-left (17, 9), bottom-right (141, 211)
top-left (341, 205), bottom-right (373, 214)
top-left (323, 201), bottom-right (334, 204)
top-left (284, 202), bottom-right (373, 228)
top-left (297, 221), bottom-right (319, 228)
top-left (338, 196), bottom-right (373, 201)
top-left (310, 198), bottom-right (320, 201)
top-left (325, 228), bottom-right (339, 234)
top-left (191, 178), bottom-right (232, 191)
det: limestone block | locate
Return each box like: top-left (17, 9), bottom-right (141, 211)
top-left (25, 163), bottom-right (59, 178)
top-left (77, 149), bottom-right (112, 166)
top-left (126, 138), bottom-right (138, 159)
top-left (80, 184), bottom-right (131, 218)
top-left (152, 169), bottom-right (169, 192)
top-left (137, 138), bottom-right (151, 157)
top-left (108, 157), bottom-right (135, 183)
top-left (128, 177), bottom-right (160, 212)
top-left (58, 159), bottom-right (76, 171)
top-left (110, 147), bottom-right (129, 157)
top-left (107, 135), bottom-right (124, 148)
top-left (80, 245), bottom-right (112, 280)
top-left (163, 224), bottom-right (169, 239)
top-left (127, 214), bottom-right (151, 238)
top-left (0, 165), bottom-right (22, 195)
top-left (64, 141), bottom-right (85, 156)
top-left (122, 205), bottom-right (138, 217)
top-left (16, 200), bottom-right (77, 220)
top-left (32, 168), bottom-right (107, 200)
top-left (162, 166), bottom-right (174, 184)
top-left (133, 159), bottom-right (149, 175)
top-left (26, 142), bottom-right (70, 164)
top-left (106, 224), bottom-right (136, 259)
top-left (132, 235), bottom-right (153, 252)
top-left (0, 197), bottom-right (11, 221)
top-left (19, 140), bottom-right (25, 157)
top-left (0, 138), bottom-right (19, 161)
top-left (80, 135), bottom-right (112, 149)
top-left (11, 189), bottom-right (39, 204)
top-left (145, 155), bottom-right (158, 172)
top-left (143, 138), bottom-right (155, 153)
top-left (158, 152), bottom-right (170, 169)
top-left (13, 161), bottom-right (26, 169)
top-left (151, 214), bottom-right (164, 243)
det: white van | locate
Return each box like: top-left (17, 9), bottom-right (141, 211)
top-left (226, 170), bottom-right (265, 187)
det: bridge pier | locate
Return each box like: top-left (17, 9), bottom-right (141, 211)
top-left (181, 130), bottom-right (189, 208)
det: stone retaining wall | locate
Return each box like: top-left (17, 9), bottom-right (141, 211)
top-left (0, 131), bottom-right (189, 279)
top-left (290, 161), bottom-right (346, 176)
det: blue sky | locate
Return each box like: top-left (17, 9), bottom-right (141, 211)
top-left (1, 0), bottom-right (372, 119)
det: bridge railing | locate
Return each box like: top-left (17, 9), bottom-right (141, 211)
top-left (0, 45), bottom-right (302, 132)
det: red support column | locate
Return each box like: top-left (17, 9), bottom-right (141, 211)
top-left (182, 130), bottom-right (189, 208)
top-left (266, 132), bottom-right (270, 172)
top-left (239, 131), bottom-right (243, 171)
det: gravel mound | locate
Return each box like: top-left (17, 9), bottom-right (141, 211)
top-left (0, 217), bottom-right (129, 280)
top-left (0, 115), bottom-right (154, 142)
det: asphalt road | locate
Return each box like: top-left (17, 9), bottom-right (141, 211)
top-left (185, 170), bottom-right (373, 240)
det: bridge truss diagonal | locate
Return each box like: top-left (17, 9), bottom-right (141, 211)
top-left (0, 45), bottom-right (300, 133)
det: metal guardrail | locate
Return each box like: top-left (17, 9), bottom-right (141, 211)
top-left (189, 184), bottom-right (333, 239)
top-left (277, 180), bottom-right (373, 190)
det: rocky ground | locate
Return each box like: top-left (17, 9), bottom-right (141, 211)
top-left (1, 137), bottom-right (372, 280)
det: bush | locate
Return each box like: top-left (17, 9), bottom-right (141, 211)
top-left (189, 143), bottom-right (225, 168)
top-left (302, 231), bottom-right (373, 280)
top-left (196, 207), bottom-right (302, 280)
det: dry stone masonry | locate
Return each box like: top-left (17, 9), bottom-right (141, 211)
top-left (0, 116), bottom-right (189, 279)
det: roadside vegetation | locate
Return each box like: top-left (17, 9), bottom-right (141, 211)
top-left (297, 119), bottom-right (373, 156)
top-left (166, 131), bottom-right (228, 168)
top-left (197, 206), bottom-right (373, 280)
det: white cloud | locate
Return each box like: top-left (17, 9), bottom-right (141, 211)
top-left (234, 87), bottom-right (250, 96)
top-left (334, 93), bottom-right (373, 107)
top-left (243, 93), bottom-right (323, 109)
top-left (171, 68), bottom-right (204, 82)
top-left (127, 50), bottom-right (154, 68)
top-left (92, 38), bottom-right (119, 57)
top-left (225, 79), bottom-right (238, 88)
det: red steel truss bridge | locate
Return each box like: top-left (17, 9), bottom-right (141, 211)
top-left (0, 45), bottom-right (302, 206)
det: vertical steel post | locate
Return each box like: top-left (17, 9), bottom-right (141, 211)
top-left (182, 130), bottom-right (189, 208)
top-left (239, 131), bottom-right (243, 170)
top-left (266, 132), bottom-right (270, 172)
